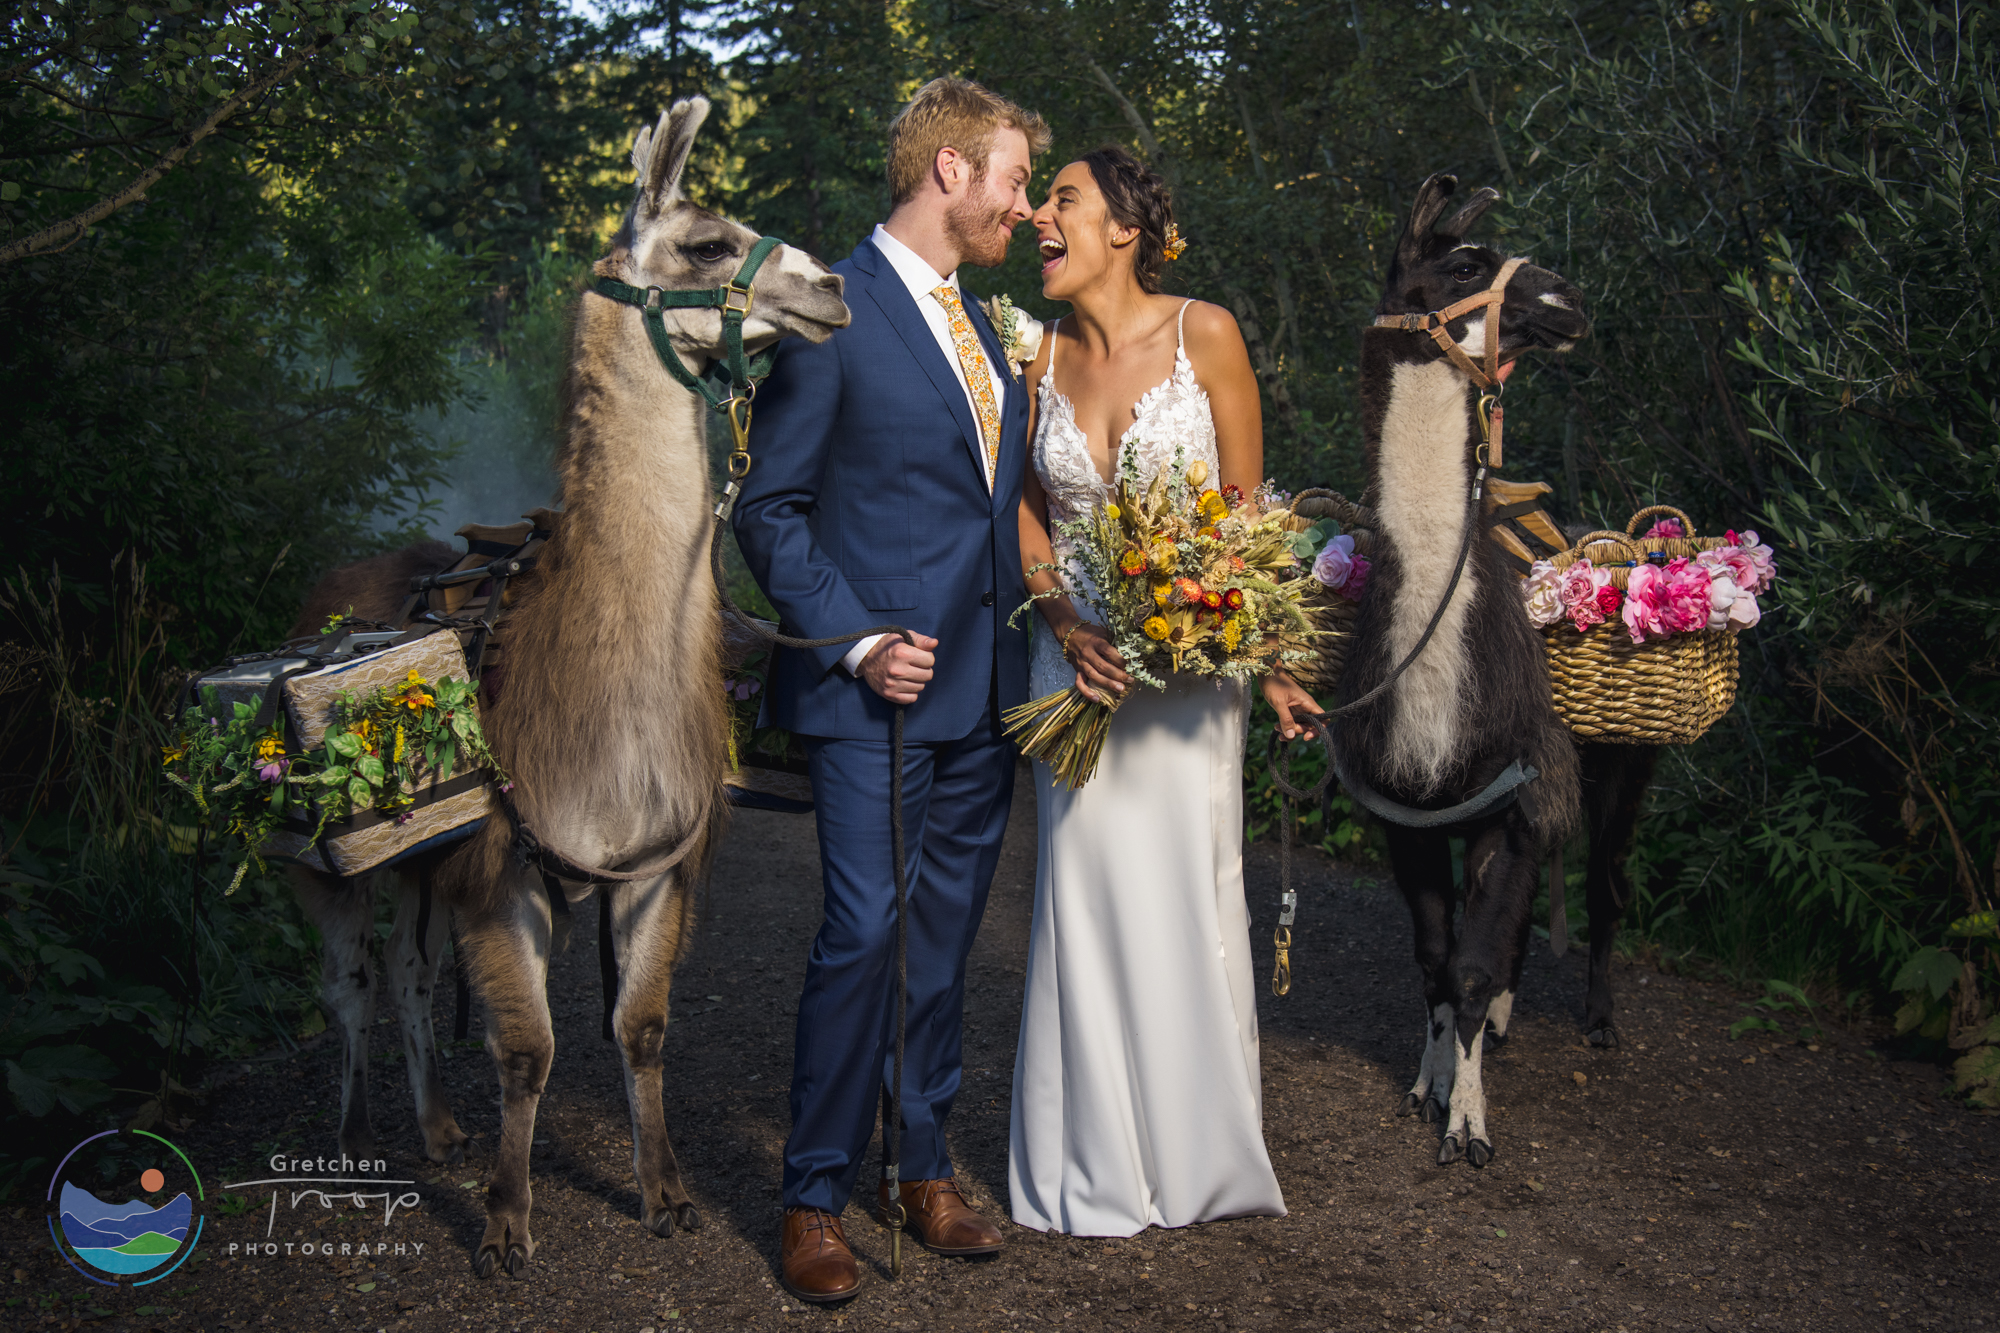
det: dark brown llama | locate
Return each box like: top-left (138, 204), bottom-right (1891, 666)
top-left (1335, 173), bottom-right (1589, 1167)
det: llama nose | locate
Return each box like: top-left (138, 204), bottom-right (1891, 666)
top-left (817, 270), bottom-right (844, 294)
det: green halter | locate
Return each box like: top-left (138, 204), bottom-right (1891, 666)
top-left (591, 234), bottom-right (784, 413)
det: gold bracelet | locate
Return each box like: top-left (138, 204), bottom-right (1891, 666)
top-left (1058, 621), bottom-right (1091, 661)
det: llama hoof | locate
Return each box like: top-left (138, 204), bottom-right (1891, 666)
top-left (472, 1239), bottom-right (532, 1280)
top-left (1588, 1025), bottom-right (1620, 1049)
top-left (1438, 1133), bottom-right (1464, 1165)
top-left (1420, 1096), bottom-right (1446, 1124)
top-left (1397, 1093), bottom-right (1422, 1118)
top-left (428, 1137), bottom-right (468, 1166)
top-left (675, 1203), bottom-right (702, 1233)
top-left (1466, 1138), bottom-right (1494, 1168)
top-left (1483, 1028), bottom-right (1509, 1050)
top-left (645, 1208), bottom-right (677, 1239)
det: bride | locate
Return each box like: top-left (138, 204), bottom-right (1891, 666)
top-left (1008, 145), bottom-right (1323, 1236)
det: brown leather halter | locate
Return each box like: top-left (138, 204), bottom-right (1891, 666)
top-left (1373, 255), bottom-right (1525, 389)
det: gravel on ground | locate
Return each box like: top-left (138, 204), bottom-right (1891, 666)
top-left (9, 764), bottom-right (1997, 1332)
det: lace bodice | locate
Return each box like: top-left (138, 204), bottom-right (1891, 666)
top-left (1030, 302), bottom-right (1219, 694)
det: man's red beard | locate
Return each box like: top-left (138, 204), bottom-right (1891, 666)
top-left (945, 180), bottom-right (1016, 268)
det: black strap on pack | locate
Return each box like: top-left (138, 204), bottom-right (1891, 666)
top-left (1333, 753), bottom-right (1542, 829)
top-left (1486, 498), bottom-right (1565, 577)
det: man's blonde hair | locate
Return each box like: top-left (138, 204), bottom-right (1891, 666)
top-left (887, 77), bottom-right (1052, 206)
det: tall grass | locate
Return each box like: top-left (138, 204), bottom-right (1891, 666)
top-left (0, 557), bottom-right (321, 1196)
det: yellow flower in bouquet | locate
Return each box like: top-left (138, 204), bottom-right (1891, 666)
top-left (1006, 449), bottom-right (1320, 789)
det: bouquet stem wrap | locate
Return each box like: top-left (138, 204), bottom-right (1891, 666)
top-left (1003, 685), bottom-right (1125, 789)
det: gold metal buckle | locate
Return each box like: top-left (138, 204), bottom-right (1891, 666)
top-left (1271, 926), bottom-right (1292, 997)
top-left (723, 283), bottom-right (754, 318)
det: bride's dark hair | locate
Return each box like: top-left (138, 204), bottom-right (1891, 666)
top-left (1080, 145), bottom-right (1176, 294)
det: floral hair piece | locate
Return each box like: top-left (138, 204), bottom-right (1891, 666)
top-left (1163, 223), bottom-right (1188, 261)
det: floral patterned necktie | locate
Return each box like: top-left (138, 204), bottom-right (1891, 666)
top-left (932, 283), bottom-right (1001, 488)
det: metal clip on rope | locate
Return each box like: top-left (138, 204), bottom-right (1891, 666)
top-left (1264, 724), bottom-right (1334, 996)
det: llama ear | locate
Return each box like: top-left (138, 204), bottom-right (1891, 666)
top-left (1398, 173), bottom-right (1459, 263)
top-left (638, 96), bottom-right (711, 214)
top-left (1438, 187), bottom-right (1501, 240)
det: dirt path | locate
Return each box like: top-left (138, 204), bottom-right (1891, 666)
top-left (11, 768), bottom-right (1997, 1332)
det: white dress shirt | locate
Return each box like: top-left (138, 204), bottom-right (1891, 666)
top-left (840, 224), bottom-right (1011, 676)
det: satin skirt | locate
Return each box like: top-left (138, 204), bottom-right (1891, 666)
top-left (1007, 668), bottom-right (1286, 1236)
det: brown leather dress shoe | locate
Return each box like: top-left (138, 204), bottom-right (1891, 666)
top-left (876, 1177), bottom-right (1004, 1256)
top-left (780, 1207), bottom-right (860, 1303)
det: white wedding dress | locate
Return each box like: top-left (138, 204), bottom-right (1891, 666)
top-left (1007, 303), bottom-right (1287, 1236)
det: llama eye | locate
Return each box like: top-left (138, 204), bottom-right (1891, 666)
top-left (1451, 264), bottom-right (1482, 282)
top-left (685, 241), bottom-right (733, 263)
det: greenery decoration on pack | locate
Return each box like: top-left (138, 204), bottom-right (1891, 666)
top-left (162, 669), bottom-right (506, 893)
top-left (1005, 455), bottom-right (1318, 789)
top-left (721, 650), bottom-right (798, 775)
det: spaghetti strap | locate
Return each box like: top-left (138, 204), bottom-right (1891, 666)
top-left (1175, 299), bottom-right (1194, 352)
top-left (1047, 316), bottom-right (1062, 382)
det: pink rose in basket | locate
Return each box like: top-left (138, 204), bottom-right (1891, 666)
top-left (1559, 560), bottom-right (1606, 631)
top-left (1341, 553), bottom-right (1371, 602)
top-left (1643, 517), bottom-right (1686, 539)
top-left (1723, 530), bottom-right (1779, 593)
top-left (1696, 549), bottom-right (1764, 630)
top-left (1660, 557), bottom-right (1713, 635)
top-left (1621, 564), bottom-right (1670, 643)
top-left (1698, 545), bottom-right (1759, 598)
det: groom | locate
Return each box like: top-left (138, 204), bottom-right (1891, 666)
top-left (731, 77), bottom-right (1049, 1302)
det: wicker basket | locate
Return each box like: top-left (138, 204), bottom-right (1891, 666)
top-left (1540, 507), bottom-right (1742, 745)
top-left (1278, 490), bottom-right (1371, 696)
top-left (1290, 573), bottom-right (1366, 697)
top-left (1283, 494), bottom-right (1744, 747)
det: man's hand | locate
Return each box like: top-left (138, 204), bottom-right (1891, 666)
top-left (859, 632), bottom-right (939, 704)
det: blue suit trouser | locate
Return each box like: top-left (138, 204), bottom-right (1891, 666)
top-left (782, 683), bottom-right (1015, 1213)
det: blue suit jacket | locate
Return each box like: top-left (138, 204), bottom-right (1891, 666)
top-left (731, 237), bottom-right (1031, 743)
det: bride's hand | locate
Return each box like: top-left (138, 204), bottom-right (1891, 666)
top-left (1062, 622), bottom-right (1131, 703)
top-left (1262, 669), bottom-right (1324, 741)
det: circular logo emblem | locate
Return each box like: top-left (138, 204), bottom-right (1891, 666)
top-left (49, 1130), bottom-right (204, 1286)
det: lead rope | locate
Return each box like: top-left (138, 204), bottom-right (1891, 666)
top-left (707, 393), bottom-right (916, 1275)
top-left (1265, 726), bottom-right (1335, 995)
top-left (1263, 422), bottom-right (1497, 993)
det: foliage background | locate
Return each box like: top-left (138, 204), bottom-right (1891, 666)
top-left (4, 0), bottom-right (1996, 1175)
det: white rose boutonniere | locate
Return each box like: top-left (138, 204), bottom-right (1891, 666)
top-left (982, 294), bottom-right (1043, 381)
